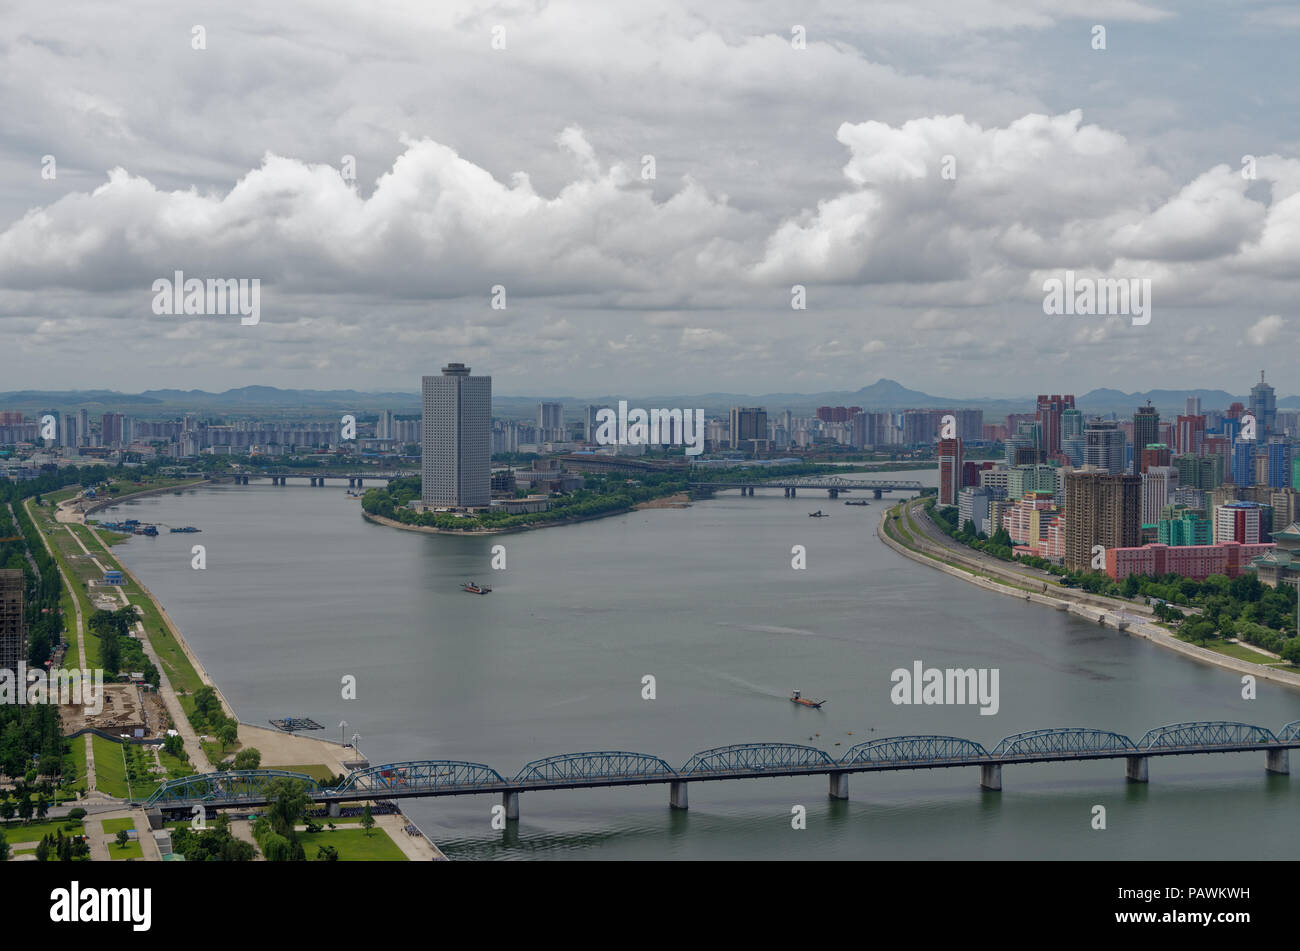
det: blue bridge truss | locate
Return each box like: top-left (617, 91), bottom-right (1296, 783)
top-left (140, 719), bottom-right (1300, 809)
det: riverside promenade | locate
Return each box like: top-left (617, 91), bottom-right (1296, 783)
top-left (878, 500), bottom-right (1300, 691)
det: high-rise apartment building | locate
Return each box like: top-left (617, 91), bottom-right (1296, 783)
top-left (421, 363), bottom-right (491, 509)
top-left (1083, 419), bottom-right (1126, 475)
top-left (1231, 439), bottom-right (1255, 487)
top-left (538, 402), bottom-right (564, 442)
top-left (1267, 441), bottom-right (1291, 489)
top-left (1064, 470), bottom-right (1141, 572)
top-left (1249, 371), bottom-right (1276, 444)
top-left (1215, 501), bottom-right (1264, 545)
top-left (1036, 395), bottom-right (1075, 458)
top-left (1133, 403), bottom-right (1159, 465)
top-left (938, 437), bottom-right (963, 506)
top-left (0, 569), bottom-right (25, 675)
top-left (1141, 465), bottom-right (1179, 527)
top-left (101, 412), bottom-right (125, 447)
top-left (729, 407), bottom-right (768, 452)
top-left (1140, 443), bottom-right (1171, 473)
top-left (1176, 414), bottom-right (1206, 456)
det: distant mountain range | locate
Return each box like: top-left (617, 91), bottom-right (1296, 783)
top-left (0, 380), bottom-right (1293, 419)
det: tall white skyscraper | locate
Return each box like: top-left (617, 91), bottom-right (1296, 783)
top-left (422, 363), bottom-right (491, 508)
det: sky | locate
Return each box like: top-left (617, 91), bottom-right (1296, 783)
top-left (1, 0), bottom-right (1298, 398)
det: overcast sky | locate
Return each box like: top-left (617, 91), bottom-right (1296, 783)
top-left (1, 0), bottom-right (1298, 398)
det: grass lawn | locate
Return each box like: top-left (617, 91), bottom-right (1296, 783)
top-left (273, 764), bottom-right (336, 782)
top-left (298, 827), bottom-right (407, 861)
top-left (1189, 640), bottom-right (1283, 665)
top-left (160, 749), bottom-right (195, 779)
top-left (0, 819), bottom-right (84, 844)
top-left (92, 735), bottom-right (130, 798)
top-left (107, 838), bottom-right (143, 860)
top-left (63, 737), bottom-right (88, 797)
top-left (101, 817), bottom-right (143, 860)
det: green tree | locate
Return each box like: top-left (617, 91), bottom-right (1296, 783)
top-left (361, 803), bottom-right (375, 837)
top-left (266, 778), bottom-right (309, 839)
top-left (115, 829), bottom-right (130, 849)
top-left (232, 748), bottom-right (261, 771)
top-left (0, 830), bottom-right (8, 861)
top-left (315, 844), bottom-right (339, 861)
top-left (216, 720), bottom-right (238, 752)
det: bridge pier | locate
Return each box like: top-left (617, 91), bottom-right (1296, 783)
top-left (1125, 755), bottom-right (1149, 783)
top-left (829, 488), bottom-right (838, 499)
top-left (873, 488), bottom-right (883, 499)
top-left (828, 772), bottom-right (849, 800)
top-left (784, 487), bottom-right (790, 497)
top-left (669, 780), bottom-right (689, 810)
top-left (1266, 749), bottom-right (1290, 774)
top-left (355, 478), bottom-right (362, 487)
top-left (979, 764), bottom-right (1002, 791)
top-left (789, 487), bottom-right (796, 497)
top-left (502, 791), bottom-right (519, 822)
top-left (328, 801), bottom-right (340, 817)
top-left (348, 477), bottom-right (356, 487)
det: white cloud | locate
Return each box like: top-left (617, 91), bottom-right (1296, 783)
top-left (1246, 314), bottom-right (1284, 345)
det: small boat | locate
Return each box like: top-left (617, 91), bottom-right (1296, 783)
top-left (169, 526), bottom-right (201, 533)
top-left (462, 581), bottom-right (492, 595)
top-left (844, 500), bottom-right (870, 506)
top-left (790, 690), bottom-right (826, 709)
top-left (808, 510), bottom-right (829, 518)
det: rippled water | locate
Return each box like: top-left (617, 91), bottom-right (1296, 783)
top-left (110, 473), bottom-right (1300, 859)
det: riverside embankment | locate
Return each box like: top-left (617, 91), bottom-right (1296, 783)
top-left (878, 502), bottom-right (1300, 690)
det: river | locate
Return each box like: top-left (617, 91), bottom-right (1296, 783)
top-left (109, 472), bottom-right (1300, 859)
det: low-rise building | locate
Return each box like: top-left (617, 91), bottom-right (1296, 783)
top-left (1105, 541), bottom-right (1273, 582)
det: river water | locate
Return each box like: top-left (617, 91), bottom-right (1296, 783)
top-left (110, 473), bottom-right (1300, 860)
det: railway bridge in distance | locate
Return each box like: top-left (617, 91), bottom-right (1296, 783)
top-left (228, 470), bottom-right (414, 487)
top-left (689, 476), bottom-right (926, 499)
top-left (143, 720), bottom-right (1300, 822)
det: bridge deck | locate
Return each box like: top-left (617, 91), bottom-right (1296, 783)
top-left (141, 723), bottom-right (1300, 808)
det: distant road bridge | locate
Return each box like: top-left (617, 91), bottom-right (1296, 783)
top-left (689, 475), bottom-right (926, 499)
top-left (142, 720), bottom-right (1300, 820)
top-left (228, 470), bottom-right (415, 486)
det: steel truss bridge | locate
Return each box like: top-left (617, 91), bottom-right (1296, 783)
top-left (689, 476), bottom-right (926, 499)
top-left (142, 720), bottom-right (1300, 818)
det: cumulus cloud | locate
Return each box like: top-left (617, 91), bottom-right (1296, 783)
top-left (1246, 314), bottom-right (1284, 345)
